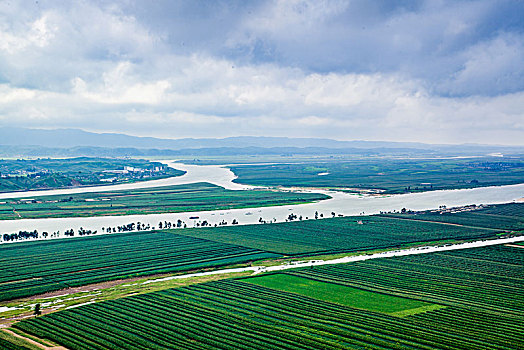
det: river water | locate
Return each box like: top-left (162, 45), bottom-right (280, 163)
top-left (0, 161), bottom-right (523, 240)
top-left (0, 163), bottom-right (252, 201)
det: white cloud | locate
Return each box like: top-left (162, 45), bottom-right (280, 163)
top-left (72, 62), bottom-right (171, 105)
top-left (1, 53), bottom-right (523, 144)
top-left (0, 0), bottom-right (522, 145)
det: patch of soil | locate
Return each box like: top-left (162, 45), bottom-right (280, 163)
top-left (25, 277), bottom-right (146, 300)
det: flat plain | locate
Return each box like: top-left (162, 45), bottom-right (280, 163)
top-left (229, 157), bottom-right (524, 193)
top-left (12, 244), bottom-right (523, 349)
top-left (381, 202), bottom-right (524, 230)
top-left (176, 215), bottom-right (499, 254)
top-left (0, 182), bottom-right (328, 220)
top-left (2, 203), bottom-right (518, 302)
top-left (0, 231), bottom-right (279, 301)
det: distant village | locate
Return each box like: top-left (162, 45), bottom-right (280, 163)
top-left (0, 169), bottom-right (50, 179)
top-left (397, 204), bottom-right (488, 215)
top-left (0, 164), bottom-right (167, 183)
top-left (100, 165), bottom-right (166, 182)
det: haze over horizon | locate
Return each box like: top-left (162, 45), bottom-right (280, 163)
top-left (1, 0), bottom-right (523, 145)
top-left (5, 126), bottom-right (524, 148)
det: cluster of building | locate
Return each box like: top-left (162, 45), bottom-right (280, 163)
top-left (430, 204), bottom-right (487, 215)
top-left (0, 169), bottom-right (49, 178)
top-left (100, 165), bottom-right (166, 182)
top-left (102, 165), bottom-right (164, 175)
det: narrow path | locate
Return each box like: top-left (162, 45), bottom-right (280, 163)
top-left (2, 328), bottom-right (67, 350)
top-left (142, 236), bottom-right (524, 284)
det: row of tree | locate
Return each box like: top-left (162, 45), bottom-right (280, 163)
top-left (1, 210), bottom-right (347, 243)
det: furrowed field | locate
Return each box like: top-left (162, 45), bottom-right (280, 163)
top-left (381, 202), bottom-right (524, 231)
top-left (176, 215), bottom-right (499, 254)
top-left (0, 182), bottom-right (328, 220)
top-left (288, 244), bottom-right (523, 314)
top-left (13, 244), bottom-right (524, 349)
top-left (0, 231), bottom-right (279, 301)
top-left (229, 157), bottom-right (524, 193)
top-left (0, 211), bottom-right (507, 301)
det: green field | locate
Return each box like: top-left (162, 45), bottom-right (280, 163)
top-left (229, 157), bottom-right (524, 193)
top-left (0, 213), bottom-right (500, 301)
top-left (245, 273), bottom-right (439, 315)
top-left (0, 231), bottom-right (279, 302)
top-left (289, 245), bottom-right (524, 314)
top-left (0, 330), bottom-right (41, 350)
top-left (177, 215), bottom-right (498, 254)
top-left (382, 202), bottom-right (524, 231)
top-left (13, 245), bottom-right (524, 349)
top-left (0, 157), bottom-right (183, 193)
top-left (0, 182), bottom-right (328, 220)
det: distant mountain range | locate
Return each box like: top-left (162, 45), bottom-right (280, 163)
top-left (0, 127), bottom-right (522, 157)
top-left (0, 127), bottom-right (430, 149)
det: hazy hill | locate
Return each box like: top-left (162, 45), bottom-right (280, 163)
top-left (0, 127), bottom-right (522, 156)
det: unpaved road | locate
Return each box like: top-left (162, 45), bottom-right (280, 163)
top-left (142, 236), bottom-right (524, 284)
top-left (1, 328), bottom-right (67, 349)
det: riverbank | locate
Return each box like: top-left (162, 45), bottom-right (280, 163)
top-left (0, 160), bottom-right (523, 241)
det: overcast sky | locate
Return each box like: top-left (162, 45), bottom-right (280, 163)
top-left (1, 0), bottom-right (523, 144)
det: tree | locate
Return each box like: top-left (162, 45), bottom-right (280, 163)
top-left (34, 303), bottom-right (41, 316)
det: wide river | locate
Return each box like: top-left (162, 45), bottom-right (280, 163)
top-left (0, 160), bottom-right (523, 239)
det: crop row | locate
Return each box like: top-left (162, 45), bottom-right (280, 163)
top-left (409, 306), bottom-right (523, 348)
top-left (381, 203), bottom-right (524, 231)
top-left (289, 247), bottom-right (523, 313)
top-left (478, 203), bottom-right (524, 217)
top-left (0, 231), bottom-right (278, 301)
top-left (177, 215), bottom-right (498, 255)
top-left (1, 182), bottom-right (328, 220)
top-left (16, 277), bottom-right (520, 350)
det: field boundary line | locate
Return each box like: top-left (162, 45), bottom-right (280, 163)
top-left (2, 328), bottom-right (68, 350)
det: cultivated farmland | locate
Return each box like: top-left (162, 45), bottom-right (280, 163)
top-left (245, 273), bottom-right (441, 316)
top-left (381, 202), bottom-right (524, 231)
top-left (229, 157), bottom-right (524, 193)
top-left (0, 231), bottom-right (278, 301)
top-left (288, 244), bottom-right (524, 314)
top-left (14, 244), bottom-right (524, 349)
top-left (0, 182), bottom-right (328, 220)
top-left (0, 213), bottom-right (501, 302)
top-left (177, 215), bottom-right (498, 254)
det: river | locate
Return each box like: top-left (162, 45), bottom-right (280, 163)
top-left (0, 160), bottom-right (523, 240)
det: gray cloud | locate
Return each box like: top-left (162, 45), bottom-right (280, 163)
top-left (0, 0), bottom-right (523, 145)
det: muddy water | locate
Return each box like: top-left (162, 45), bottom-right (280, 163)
top-left (0, 160), bottom-right (523, 240)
